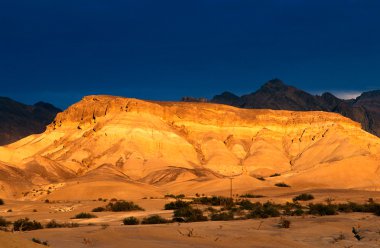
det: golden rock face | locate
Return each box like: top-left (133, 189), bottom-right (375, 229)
top-left (1, 95), bottom-right (380, 199)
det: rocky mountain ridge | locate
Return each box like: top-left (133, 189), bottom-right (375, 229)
top-left (210, 79), bottom-right (380, 137)
top-left (0, 97), bottom-right (61, 145)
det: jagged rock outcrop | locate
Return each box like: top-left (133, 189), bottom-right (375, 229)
top-left (0, 97), bottom-right (61, 145)
top-left (211, 79), bottom-right (380, 137)
top-left (0, 95), bottom-right (380, 199)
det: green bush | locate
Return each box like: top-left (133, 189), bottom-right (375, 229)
top-left (72, 212), bottom-right (97, 219)
top-left (106, 201), bottom-right (144, 212)
top-left (164, 200), bottom-right (190, 210)
top-left (123, 216), bottom-right (139, 225)
top-left (173, 206), bottom-right (207, 222)
top-left (141, 215), bottom-right (169, 224)
top-left (308, 203), bottom-right (337, 216)
top-left (92, 207), bottom-right (106, 212)
top-left (13, 218), bottom-right (43, 231)
top-left (293, 193), bottom-right (314, 201)
top-left (210, 211), bottom-right (234, 221)
top-left (274, 182), bottom-right (290, 187)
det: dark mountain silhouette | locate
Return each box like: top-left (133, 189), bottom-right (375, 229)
top-left (210, 79), bottom-right (380, 137)
top-left (0, 97), bottom-right (61, 145)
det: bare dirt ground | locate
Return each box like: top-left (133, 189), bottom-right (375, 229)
top-left (2, 189), bottom-right (380, 248)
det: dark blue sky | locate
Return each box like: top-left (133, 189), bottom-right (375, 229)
top-left (1, 0), bottom-right (380, 108)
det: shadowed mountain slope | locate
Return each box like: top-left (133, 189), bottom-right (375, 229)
top-left (0, 97), bottom-right (61, 145)
top-left (211, 79), bottom-right (380, 137)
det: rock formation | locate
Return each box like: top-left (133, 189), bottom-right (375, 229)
top-left (0, 95), bottom-right (379, 199)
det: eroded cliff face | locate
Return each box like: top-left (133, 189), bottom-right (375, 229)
top-left (1, 95), bottom-right (380, 198)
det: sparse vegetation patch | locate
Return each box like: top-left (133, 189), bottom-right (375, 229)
top-left (72, 212), bottom-right (97, 219)
top-left (141, 215), bottom-right (169, 224)
top-left (274, 182), bottom-right (290, 188)
top-left (13, 218), bottom-right (43, 231)
top-left (123, 216), bottom-right (139, 225)
top-left (239, 194), bottom-right (265, 198)
top-left (106, 200), bottom-right (144, 212)
top-left (293, 193), bottom-right (314, 201)
top-left (164, 200), bottom-right (190, 210)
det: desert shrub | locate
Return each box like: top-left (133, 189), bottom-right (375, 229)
top-left (192, 196), bottom-right (234, 208)
top-left (255, 177), bottom-right (265, 181)
top-left (165, 194), bottom-right (185, 199)
top-left (337, 202), bottom-right (365, 213)
top-left (123, 216), bottom-right (139, 225)
top-left (279, 218), bottom-right (291, 228)
top-left (210, 211), bottom-right (234, 221)
top-left (293, 193), bottom-right (314, 201)
top-left (164, 200), bottom-right (190, 210)
top-left (308, 203), bottom-right (337, 216)
top-left (246, 202), bottom-right (281, 219)
top-left (72, 212), bottom-right (97, 219)
top-left (205, 206), bottom-right (217, 213)
top-left (13, 218), bottom-right (43, 231)
top-left (239, 194), bottom-right (265, 198)
top-left (45, 220), bottom-right (62, 228)
top-left (141, 215), bottom-right (169, 224)
top-left (274, 182), bottom-right (290, 188)
top-left (237, 200), bottom-right (258, 210)
top-left (106, 201), bottom-right (144, 212)
top-left (0, 199), bottom-right (4, 205)
top-left (282, 202), bottom-right (304, 216)
top-left (32, 238), bottom-right (48, 246)
top-left (269, 173), bottom-right (281, 177)
top-left (92, 207), bottom-right (106, 212)
top-left (372, 204), bottom-right (380, 216)
top-left (0, 217), bottom-right (10, 227)
top-left (173, 206), bottom-right (207, 222)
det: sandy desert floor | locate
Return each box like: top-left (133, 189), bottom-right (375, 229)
top-left (2, 189), bottom-right (380, 248)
